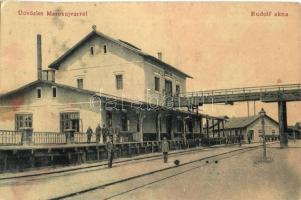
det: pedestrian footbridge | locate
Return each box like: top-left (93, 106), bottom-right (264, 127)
top-left (172, 83), bottom-right (301, 148)
top-left (175, 83), bottom-right (301, 107)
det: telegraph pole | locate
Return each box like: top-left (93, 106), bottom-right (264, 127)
top-left (247, 101), bottom-right (250, 117)
top-left (259, 108), bottom-right (267, 160)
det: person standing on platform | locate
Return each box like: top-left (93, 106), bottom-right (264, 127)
top-left (102, 124), bottom-right (107, 143)
top-left (113, 132), bottom-right (117, 144)
top-left (239, 134), bottom-right (242, 146)
top-left (162, 137), bottom-right (169, 163)
top-left (109, 126), bottom-right (114, 136)
top-left (95, 124), bottom-right (102, 144)
top-left (108, 126), bottom-right (114, 142)
top-left (115, 123), bottom-right (121, 143)
top-left (247, 132), bottom-right (251, 144)
top-left (86, 126), bottom-right (93, 143)
top-left (106, 137), bottom-right (115, 168)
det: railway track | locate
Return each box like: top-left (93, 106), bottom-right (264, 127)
top-left (50, 144), bottom-right (269, 200)
top-left (0, 144), bottom-right (238, 182)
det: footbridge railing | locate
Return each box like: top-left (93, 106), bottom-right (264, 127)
top-left (175, 83), bottom-right (301, 106)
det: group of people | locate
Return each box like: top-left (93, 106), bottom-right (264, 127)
top-left (86, 128), bottom-right (169, 168)
top-left (106, 137), bottom-right (170, 168)
top-left (86, 124), bottom-right (120, 144)
top-left (85, 126), bottom-right (255, 169)
top-left (85, 124), bottom-right (120, 168)
top-left (86, 123), bottom-right (170, 168)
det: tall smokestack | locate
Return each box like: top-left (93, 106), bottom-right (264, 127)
top-left (37, 34), bottom-right (42, 80)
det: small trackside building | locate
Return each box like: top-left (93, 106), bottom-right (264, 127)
top-left (205, 115), bottom-right (279, 142)
top-left (222, 115), bottom-right (279, 142)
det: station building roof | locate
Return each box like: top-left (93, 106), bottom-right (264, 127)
top-left (0, 80), bottom-right (202, 117)
top-left (48, 29), bottom-right (193, 79)
top-left (224, 115), bottom-right (278, 130)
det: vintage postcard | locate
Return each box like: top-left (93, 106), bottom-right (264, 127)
top-left (0, 1), bottom-right (300, 200)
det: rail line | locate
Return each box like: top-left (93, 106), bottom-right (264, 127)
top-left (50, 144), bottom-right (268, 200)
top-left (102, 147), bottom-right (259, 200)
top-left (0, 144), bottom-right (238, 182)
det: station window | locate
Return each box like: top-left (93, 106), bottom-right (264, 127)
top-left (90, 46), bottom-right (94, 55)
top-left (52, 87), bottom-right (57, 97)
top-left (15, 113), bottom-right (32, 130)
top-left (106, 111), bottom-right (112, 128)
top-left (104, 45), bottom-right (107, 54)
top-left (77, 78), bottom-right (83, 89)
top-left (137, 115), bottom-right (140, 132)
top-left (116, 74), bottom-right (123, 90)
top-left (121, 112), bottom-right (128, 131)
top-left (60, 112), bottom-right (80, 132)
top-left (177, 118), bottom-right (183, 133)
top-left (154, 77), bottom-right (160, 91)
top-left (156, 115), bottom-right (162, 133)
top-left (176, 85), bottom-right (180, 95)
top-left (186, 119), bottom-right (193, 133)
top-left (37, 88), bottom-right (42, 98)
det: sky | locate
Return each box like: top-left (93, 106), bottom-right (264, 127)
top-left (1, 2), bottom-right (300, 124)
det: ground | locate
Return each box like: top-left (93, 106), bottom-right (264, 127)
top-left (0, 141), bottom-right (300, 200)
top-left (67, 143), bottom-right (301, 200)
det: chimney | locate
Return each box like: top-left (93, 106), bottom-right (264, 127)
top-left (157, 52), bottom-right (162, 60)
top-left (37, 34), bottom-right (42, 80)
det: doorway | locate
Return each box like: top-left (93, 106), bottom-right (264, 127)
top-left (248, 130), bottom-right (254, 140)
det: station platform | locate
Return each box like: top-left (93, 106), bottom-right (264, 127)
top-left (0, 144), bottom-right (210, 180)
top-left (0, 142), bottom-right (274, 200)
top-left (0, 138), bottom-right (233, 173)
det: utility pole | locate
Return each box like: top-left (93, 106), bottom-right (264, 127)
top-left (247, 101), bottom-right (250, 117)
top-left (259, 108), bottom-right (267, 160)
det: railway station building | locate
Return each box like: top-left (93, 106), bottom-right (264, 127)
top-left (0, 27), bottom-right (206, 142)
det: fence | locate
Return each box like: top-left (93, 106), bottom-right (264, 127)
top-left (34, 132), bottom-right (99, 144)
top-left (74, 132), bottom-right (96, 143)
top-left (259, 134), bottom-right (280, 142)
top-left (0, 130), bottom-right (101, 146)
top-left (0, 129), bottom-right (256, 146)
top-left (33, 132), bottom-right (66, 145)
top-left (0, 130), bottom-right (22, 145)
